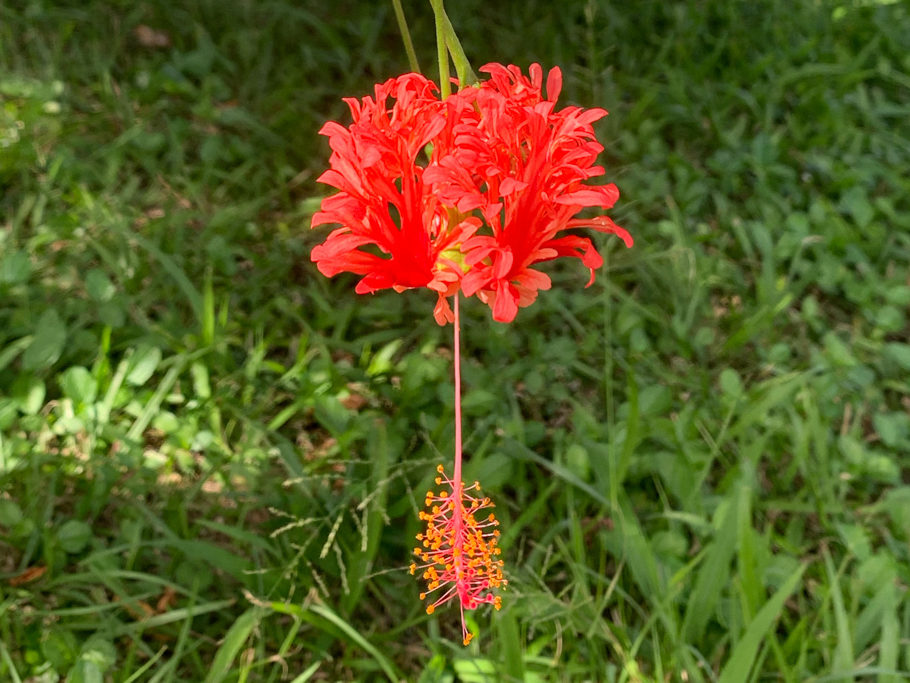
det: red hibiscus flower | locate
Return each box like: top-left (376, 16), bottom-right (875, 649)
top-left (310, 73), bottom-right (481, 324)
top-left (311, 64), bottom-right (631, 324)
top-left (426, 63), bottom-right (632, 322)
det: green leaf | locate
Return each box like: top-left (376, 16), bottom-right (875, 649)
top-left (505, 437), bottom-right (609, 507)
top-left (884, 285), bottom-right (910, 307)
top-left (824, 549), bottom-right (855, 674)
top-left (565, 443), bottom-right (591, 481)
top-left (0, 398), bottom-right (15, 430)
top-left (875, 305), bottom-right (905, 333)
top-left (342, 421), bottom-right (391, 613)
top-left (879, 584), bottom-right (900, 683)
top-left (22, 309), bottom-right (67, 371)
top-left (307, 603), bottom-right (398, 681)
top-left (366, 339), bottom-right (401, 376)
top-left (56, 635), bottom-right (115, 683)
top-left (191, 361), bottom-right (211, 399)
top-left (453, 657), bottom-right (496, 682)
top-left (856, 552), bottom-right (897, 592)
top-left (67, 659), bottom-right (103, 683)
top-left (59, 366), bottom-right (98, 405)
top-left (289, 661), bottom-right (323, 683)
top-left (57, 519), bottom-right (92, 554)
top-left (98, 300), bottom-right (126, 328)
top-left (0, 499), bottom-right (24, 526)
top-left (468, 452), bottom-right (514, 489)
top-left (168, 539), bottom-right (248, 580)
top-left (836, 523), bottom-right (871, 561)
top-left (0, 249), bottom-right (32, 284)
top-left (85, 269), bottom-right (116, 302)
top-left (175, 561), bottom-right (214, 592)
top-left (108, 600), bottom-right (235, 636)
top-left (683, 495), bottom-right (739, 643)
top-left (497, 609), bottom-right (524, 681)
top-left (151, 410), bottom-right (179, 433)
top-left (854, 579), bottom-right (896, 653)
top-left (718, 563), bottom-right (806, 683)
top-left (840, 186), bottom-right (874, 228)
top-left (41, 628), bottom-right (79, 673)
top-left (79, 636), bottom-right (116, 672)
top-left (204, 608), bottom-right (263, 683)
top-left (883, 487), bottom-right (910, 538)
top-left (719, 367), bottom-right (744, 398)
top-left (873, 412), bottom-right (909, 448)
top-left (416, 655), bottom-right (450, 683)
top-left (822, 332), bottom-right (856, 367)
top-left (0, 336), bottom-right (33, 373)
top-left (126, 345), bottom-right (162, 386)
top-left (884, 343), bottom-right (910, 371)
top-left (11, 374), bottom-right (45, 415)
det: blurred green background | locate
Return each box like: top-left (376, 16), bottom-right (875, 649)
top-left (1, 0), bottom-right (909, 680)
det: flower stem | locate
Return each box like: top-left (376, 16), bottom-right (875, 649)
top-left (391, 0), bottom-right (421, 73)
top-left (440, 9), bottom-right (476, 86)
top-left (430, 0), bottom-right (451, 99)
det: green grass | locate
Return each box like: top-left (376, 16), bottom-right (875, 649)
top-left (2, 0), bottom-right (909, 680)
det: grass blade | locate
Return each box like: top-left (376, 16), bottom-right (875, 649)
top-left (877, 583), bottom-right (899, 683)
top-left (307, 604), bottom-right (398, 682)
top-left (718, 562), bottom-right (806, 683)
top-left (824, 549), bottom-right (855, 677)
top-left (204, 607), bottom-right (263, 683)
top-left (683, 493), bottom-right (739, 643)
top-left (289, 660), bottom-right (323, 683)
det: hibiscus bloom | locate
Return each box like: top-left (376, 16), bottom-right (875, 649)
top-left (310, 64), bottom-right (630, 647)
top-left (425, 63), bottom-right (632, 322)
top-left (310, 73), bottom-right (480, 324)
top-left (312, 64), bottom-right (631, 324)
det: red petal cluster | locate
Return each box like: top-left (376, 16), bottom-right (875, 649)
top-left (311, 64), bottom-right (632, 323)
top-left (311, 74), bottom-right (480, 324)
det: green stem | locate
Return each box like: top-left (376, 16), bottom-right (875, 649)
top-left (441, 10), bottom-right (477, 86)
top-left (429, 0), bottom-right (477, 92)
top-left (391, 0), bottom-right (421, 73)
top-left (430, 0), bottom-right (451, 98)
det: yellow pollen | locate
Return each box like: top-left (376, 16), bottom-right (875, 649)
top-left (412, 464), bottom-right (506, 644)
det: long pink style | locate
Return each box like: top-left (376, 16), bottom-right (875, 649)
top-left (452, 293), bottom-right (466, 634)
top-left (410, 293), bottom-right (506, 646)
